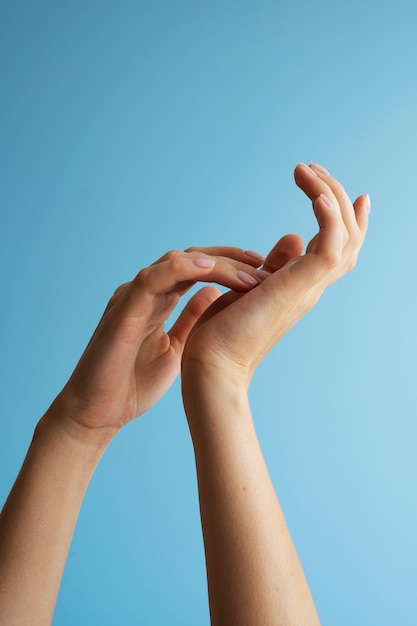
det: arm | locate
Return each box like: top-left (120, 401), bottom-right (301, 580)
top-left (0, 247), bottom-right (266, 626)
top-left (183, 376), bottom-right (318, 626)
top-left (182, 163), bottom-right (369, 625)
top-left (0, 412), bottom-right (110, 626)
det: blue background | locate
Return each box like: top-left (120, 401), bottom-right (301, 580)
top-left (1, 1), bottom-right (417, 624)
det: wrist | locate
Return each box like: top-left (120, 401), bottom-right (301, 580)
top-left (182, 352), bottom-right (251, 392)
top-left (182, 360), bottom-right (253, 439)
top-left (32, 410), bottom-right (111, 493)
top-left (182, 360), bottom-right (249, 404)
top-left (38, 398), bottom-right (118, 455)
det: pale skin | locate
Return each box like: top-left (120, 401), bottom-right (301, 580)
top-left (0, 163), bottom-right (369, 625)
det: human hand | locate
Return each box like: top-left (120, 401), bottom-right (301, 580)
top-left (182, 163), bottom-right (369, 388)
top-left (49, 247), bottom-right (267, 441)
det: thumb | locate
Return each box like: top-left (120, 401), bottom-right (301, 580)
top-left (262, 234), bottom-right (304, 274)
top-left (168, 286), bottom-right (221, 352)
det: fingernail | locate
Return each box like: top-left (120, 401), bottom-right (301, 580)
top-left (318, 193), bottom-right (333, 209)
top-left (319, 193), bottom-right (334, 209)
top-left (366, 194), bottom-right (371, 214)
top-left (257, 269), bottom-right (271, 280)
top-left (300, 162), bottom-right (317, 176)
top-left (237, 270), bottom-right (258, 286)
top-left (193, 258), bottom-right (215, 268)
top-left (245, 250), bottom-right (265, 262)
top-left (310, 162), bottom-right (330, 175)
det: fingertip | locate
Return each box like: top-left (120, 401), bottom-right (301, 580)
top-left (353, 194), bottom-right (370, 234)
top-left (244, 250), bottom-right (265, 266)
top-left (187, 285), bottom-right (222, 316)
top-left (355, 193), bottom-right (371, 212)
top-left (283, 233), bottom-right (305, 256)
top-left (309, 162), bottom-right (330, 176)
top-left (236, 270), bottom-right (258, 287)
top-left (294, 162), bottom-right (304, 178)
top-left (168, 286), bottom-right (221, 349)
top-left (294, 162), bottom-right (318, 181)
top-left (316, 193), bottom-right (334, 211)
top-left (262, 233), bottom-right (304, 273)
top-left (313, 193), bottom-right (341, 231)
top-left (197, 285), bottom-right (223, 302)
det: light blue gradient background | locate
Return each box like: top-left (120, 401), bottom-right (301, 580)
top-left (1, 1), bottom-right (416, 624)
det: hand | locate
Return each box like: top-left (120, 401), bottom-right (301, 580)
top-left (49, 247), bottom-right (266, 440)
top-left (182, 163), bottom-right (369, 387)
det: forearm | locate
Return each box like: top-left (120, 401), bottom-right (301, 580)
top-left (0, 408), bottom-right (112, 626)
top-left (183, 367), bottom-right (320, 626)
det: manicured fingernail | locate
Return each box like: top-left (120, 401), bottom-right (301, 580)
top-left (366, 194), bottom-right (371, 213)
top-left (237, 270), bottom-right (257, 285)
top-left (257, 269), bottom-right (271, 280)
top-left (318, 193), bottom-right (333, 209)
top-left (310, 162), bottom-right (330, 175)
top-left (300, 162), bottom-right (317, 176)
top-left (193, 258), bottom-right (215, 268)
top-left (245, 250), bottom-right (265, 262)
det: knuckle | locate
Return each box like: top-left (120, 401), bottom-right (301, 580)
top-left (165, 249), bottom-right (181, 261)
top-left (350, 228), bottom-right (361, 248)
top-left (320, 250), bottom-right (342, 271)
top-left (107, 281), bottom-right (129, 304)
top-left (235, 260), bottom-right (247, 272)
top-left (133, 266), bottom-right (151, 286)
top-left (158, 249), bottom-right (181, 262)
top-left (345, 254), bottom-right (358, 272)
top-left (169, 255), bottom-right (183, 272)
top-left (112, 283), bottom-right (125, 297)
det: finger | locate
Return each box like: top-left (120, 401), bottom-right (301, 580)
top-left (103, 282), bottom-right (130, 314)
top-left (308, 162), bottom-right (360, 235)
top-left (184, 246), bottom-right (265, 267)
top-left (262, 234), bottom-right (304, 274)
top-left (148, 250), bottom-right (266, 292)
top-left (282, 191), bottom-right (353, 292)
top-left (306, 233), bottom-right (318, 254)
top-left (353, 194), bottom-right (370, 236)
top-left (294, 163), bottom-right (339, 208)
top-left (169, 286), bottom-right (221, 351)
top-left (311, 193), bottom-right (345, 263)
top-left (307, 167), bottom-right (369, 265)
top-left (294, 164), bottom-right (349, 240)
top-left (120, 252), bottom-right (264, 325)
top-left (259, 194), bottom-right (346, 299)
top-left (83, 282), bottom-right (131, 348)
top-left (157, 249), bottom-right (267, 286)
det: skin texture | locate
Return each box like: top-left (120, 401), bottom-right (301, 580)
top-left (0, 163), bottom-right (368, 625)
top-left (182, 163), bottom-right (369, 625)
top-left (0, 247), bottom-right (266, 626)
